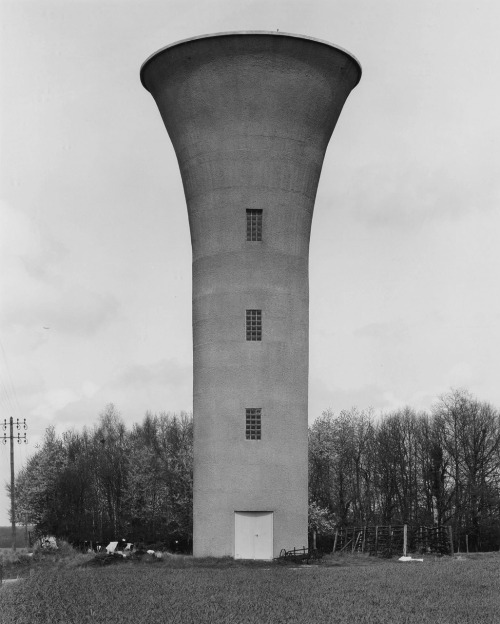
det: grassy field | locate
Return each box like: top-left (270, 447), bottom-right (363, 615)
top-left (1, 553), bottom-right (499, 623)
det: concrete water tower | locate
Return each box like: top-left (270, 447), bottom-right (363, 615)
top-left (140, 32), bottom-right (361, 558)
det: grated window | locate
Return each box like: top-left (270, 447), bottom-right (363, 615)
top-left (246, 309), bottom-right (262, 341)
top-left (246, 408), bottom-right (262, 440)
top-left (246, 209), bottom-right (263, 241)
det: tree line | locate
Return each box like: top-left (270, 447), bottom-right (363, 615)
top-left (14, 404), bottom-right (193, 550)
top-left (12, 389), bottom-right (500, 552)
top-left (309, 389), bottom-right (500, 551)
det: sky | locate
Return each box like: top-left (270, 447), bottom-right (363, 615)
top-left (1, 0), bottom-right (500, 524)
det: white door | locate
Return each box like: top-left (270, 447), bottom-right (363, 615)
top-left (234, 511), bottom-right (273, 560)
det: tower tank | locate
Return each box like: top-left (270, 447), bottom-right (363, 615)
top-left (141, 32), bottom-right (361, 558)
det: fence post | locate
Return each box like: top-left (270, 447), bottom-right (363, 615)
top-left (375, 526), bottom-right (378, 555)
top-left (403, 524), bottom-right (407, 557)
top-left (465, 534), bottom-right (469, 554)
top-left (332, 529), bottom-right (338, 554)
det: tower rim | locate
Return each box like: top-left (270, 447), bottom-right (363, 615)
top-left (140, 31), bottom-right (362, 89)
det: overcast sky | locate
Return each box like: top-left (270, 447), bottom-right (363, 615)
top-left (1, 0), bottom-right (500, 524)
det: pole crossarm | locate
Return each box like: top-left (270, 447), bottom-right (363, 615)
top-left (2, 417), bottom-right (28, 444)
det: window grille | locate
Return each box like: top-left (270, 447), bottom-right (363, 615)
top-left (246, 209), bottom-right (263, 241)
top-left (246, 408), bottom-right (262, 440)
top-left (246, 309), bottom-right (262, 341)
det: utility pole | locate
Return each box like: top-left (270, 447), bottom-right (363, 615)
top-left (2, 418), bottom-right (27, 551)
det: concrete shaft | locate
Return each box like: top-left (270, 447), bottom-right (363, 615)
top-left (141, 32), bottom-right (361, 557)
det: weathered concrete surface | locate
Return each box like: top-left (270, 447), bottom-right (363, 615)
top-left (141, 32), bottom-right (361, 557)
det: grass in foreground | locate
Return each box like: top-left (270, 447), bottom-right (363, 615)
top-left (1, 553), bottom-right (499, 623)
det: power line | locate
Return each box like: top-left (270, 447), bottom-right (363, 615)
top-left (0, 337), bottom-right (23, 420)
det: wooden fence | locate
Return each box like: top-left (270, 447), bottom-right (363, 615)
top-left (332, 524), bottom-right (453, 557)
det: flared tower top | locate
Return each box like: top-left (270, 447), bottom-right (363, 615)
top-left (140, 31), bottom-right (362, 89)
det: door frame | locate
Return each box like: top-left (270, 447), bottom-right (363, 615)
top-left (234, 511), bottom-right (274, 560)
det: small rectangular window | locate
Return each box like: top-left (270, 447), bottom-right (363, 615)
top-left (246, 209), bottom-right (263, 241)
top-left (246, 309), bottom-right (262, 341)
top-left (246, 408), bottom-right (261, 440)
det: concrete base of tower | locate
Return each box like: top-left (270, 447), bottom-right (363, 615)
top-left (192, 499), bottom-right (308, 559)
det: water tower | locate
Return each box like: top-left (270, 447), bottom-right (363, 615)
top-left (141, 32), bottom-right (361, 558)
